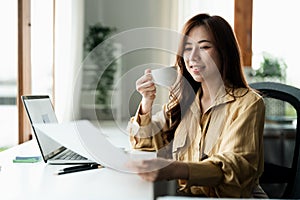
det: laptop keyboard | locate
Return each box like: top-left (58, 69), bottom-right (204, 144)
top-left (54, 149), bottom-right (87, 160)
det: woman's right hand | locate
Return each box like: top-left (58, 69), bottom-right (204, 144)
top-left (136, 69), bottom-right (156, 114)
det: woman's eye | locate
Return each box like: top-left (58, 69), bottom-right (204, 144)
top-left (199, 46), bottom-right (210, 50)
top-left (184, 47), bottom-right (192, 51)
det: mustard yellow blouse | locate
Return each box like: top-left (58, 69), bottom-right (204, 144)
top-left (127, 87), bottom-right (266, 198)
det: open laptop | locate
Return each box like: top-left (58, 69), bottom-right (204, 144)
top-left (21, 95), bottom-right (95, 164)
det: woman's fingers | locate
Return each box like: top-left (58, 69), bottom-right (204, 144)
top-left (137, 81), bottom-right (155, 93)
top-left (127, 159), bottom-right (175, 182)
top-left (136, 69), bottom-right (156, 99)
top-left (136, 73), bottom-right (152, 85)
top-left (136, 74), bottom-right (153, 88)
top-left (127, 160), bottom-right (153, 173)
top-left (134, 160), bottom-right (159, 182)
top-left (129, 159), bottom-right (172, 173)
top-left (138, 171), bottom-right (158, 182)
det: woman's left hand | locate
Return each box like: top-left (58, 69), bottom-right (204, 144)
top-left (128, 158), bottom-right (189, 182)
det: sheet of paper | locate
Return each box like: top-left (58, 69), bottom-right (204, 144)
top-left (34, 120), bottom-right (155, 172)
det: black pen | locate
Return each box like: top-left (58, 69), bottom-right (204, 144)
top-left (55, 163), bottom-right (103, 175)
top-left (59, 164), bottom-right (96, 172)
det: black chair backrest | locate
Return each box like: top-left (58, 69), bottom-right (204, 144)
top-left (250, 82), bottom-right (300, 198)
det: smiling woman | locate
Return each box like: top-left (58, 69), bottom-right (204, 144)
top-left (127, 13), bottom-right (267, 198)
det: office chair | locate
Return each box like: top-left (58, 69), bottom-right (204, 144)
top-left (250, 81), bottom-right (300, 199)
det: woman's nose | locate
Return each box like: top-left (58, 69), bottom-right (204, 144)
top-left (189, 47), bottom-right (201, 61)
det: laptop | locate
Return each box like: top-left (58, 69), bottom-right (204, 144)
top-left (21, 95), bottom-right (95, 165)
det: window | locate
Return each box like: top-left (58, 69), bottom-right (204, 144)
top-left (178, 0), bottom-right (234, 30)
top-left (252, 0), bottom-right (300, 88)
top-left (0, 0), bottom-right (18, 150)
top-left (31, 0), bottom-right (54, 96)
top-left (0, 0), bottom-right (54, 150)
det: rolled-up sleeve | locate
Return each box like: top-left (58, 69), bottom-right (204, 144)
top-left (127, 104), bottom-right (171, 151)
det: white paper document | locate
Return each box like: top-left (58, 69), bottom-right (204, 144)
top-left (34, 120), bottom-right (156, 173)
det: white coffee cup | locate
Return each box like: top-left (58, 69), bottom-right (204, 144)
top-left (151, 66), bottom-right (177, 87)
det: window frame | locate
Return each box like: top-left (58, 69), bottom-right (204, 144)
top-left (234, 0), bottom-right (253, 67)
top-left (18, 0), bottom-right (32, 144)
top-left (18, 0), bottom-right (56, 144)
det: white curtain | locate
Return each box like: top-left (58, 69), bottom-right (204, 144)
top-left (177, 0), bottom-right (234, 29)
top-left (54, 0), bottom-right (84, 122)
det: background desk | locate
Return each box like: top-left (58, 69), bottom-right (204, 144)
top-left (0, 123), bottom-right (153, 200)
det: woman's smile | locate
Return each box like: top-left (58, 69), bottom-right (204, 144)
top-left (190, 65), bottom-right (205, 74)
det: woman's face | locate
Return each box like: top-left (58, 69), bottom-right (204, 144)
top-left (183, 25), bottom-right (221, 83)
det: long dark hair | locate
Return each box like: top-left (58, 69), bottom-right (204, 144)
top-left (164, 13), bottom-right (248, 141)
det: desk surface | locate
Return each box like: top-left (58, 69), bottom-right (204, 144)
top-left (0, 126), bottom-right (153, 200)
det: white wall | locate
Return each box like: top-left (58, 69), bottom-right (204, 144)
top-left (84, 0), bottom-right (178, 120)
top-left (85, 0), bottom-right (176, 32)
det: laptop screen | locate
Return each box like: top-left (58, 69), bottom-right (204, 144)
top-left (22, 95), bottom-right (62, 160)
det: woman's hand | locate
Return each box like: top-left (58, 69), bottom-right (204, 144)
top-left (136, 69), bottom-right (156, 114)
top-left (129, 158), bottom-right (189, 182)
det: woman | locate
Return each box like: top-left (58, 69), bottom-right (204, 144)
top-left (127, 13), bottom-right (266, 198)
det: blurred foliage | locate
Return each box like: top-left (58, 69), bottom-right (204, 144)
top-left (84, 23), bottom-right (117, 105)
top-left (84, 23), bottom-right (116, 53)
top-left (253, 52), bottom-right (287, 82)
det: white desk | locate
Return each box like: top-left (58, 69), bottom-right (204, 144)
top-left (0, 125), bottom-right (153, 200)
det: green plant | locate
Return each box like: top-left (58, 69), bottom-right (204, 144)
top-left (252, 53), bottom-right (288, 118)
top-left (84, 23), bottom-right (116, 53)
top-left (0, 146), bottom-right (9, 152)
top-left (84, 23), bottom-right (117, 105)
top-left (253, 53), bottom-right (287, 82)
